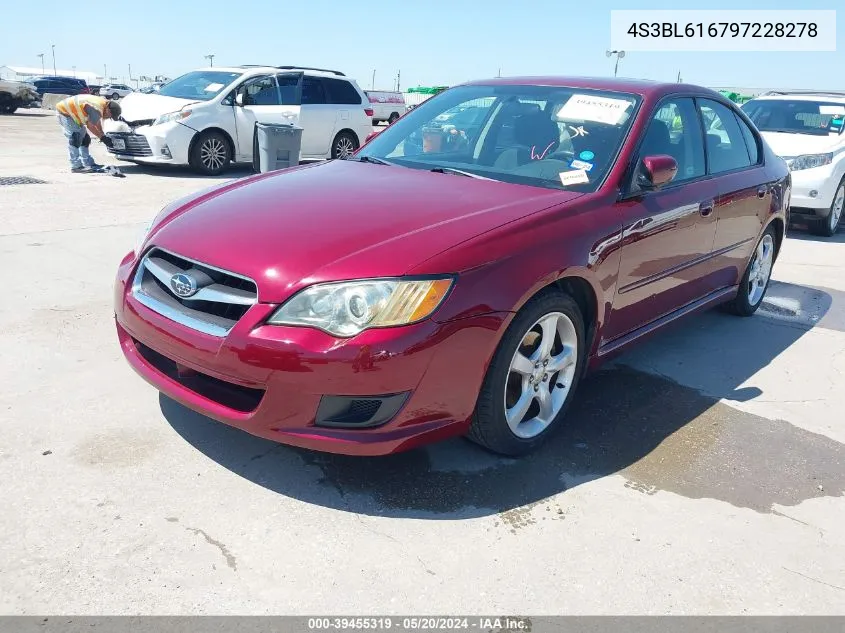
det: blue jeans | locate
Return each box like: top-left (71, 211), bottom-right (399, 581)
top-left (57, 114), bottom-right (96, 169)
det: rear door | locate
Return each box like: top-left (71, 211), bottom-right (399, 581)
top-left (605, 96), bottom-right (718, 341)
top-left (324, 78), bottom-right (367, 148)
top-left (696, 98), bottom-right (768, 289)
top-left (231, 74), bottom-right (300, 161)
top-left (298, 76), bottom-right (337, 157)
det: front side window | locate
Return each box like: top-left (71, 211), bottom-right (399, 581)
top-left (158, 70), bottom-right (242, 101)
top-left (240, 76), bottom-right (280, 106)
top-left (638, 97), bottom-right (705, 183)
top-left (356, 84), bottom-right (640, 192)
top-left (742, 99), bottom-right (845, 136)
top-left (698, 99), bottom-right (753, 174)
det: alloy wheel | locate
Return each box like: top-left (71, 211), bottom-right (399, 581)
top-left (748, 233), bottom-right (774, 306)
top-left (200, 138), bottom-right (227, 171)
top-left (504, 312), bottom-right (578, 439)
top-left (335, 136), bottom-right (355, 159)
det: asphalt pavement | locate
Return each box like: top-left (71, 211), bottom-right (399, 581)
top-left (1, 109), bottom-right (843, 615)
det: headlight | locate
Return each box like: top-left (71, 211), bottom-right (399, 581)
top-left (787, 153), bottom-right (833, 171)
top-left (266, 278), bottom-right (454, 337)
top-left (153, 110), bottom-right (192, 126)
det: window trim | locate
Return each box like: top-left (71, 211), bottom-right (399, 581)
top-left (301, 75), bottom-right (328, 105)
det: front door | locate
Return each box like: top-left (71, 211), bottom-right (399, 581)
top-left (605, 96), bottom-right (718, 342)
top-left (232, 74), bottom-right (301, 161)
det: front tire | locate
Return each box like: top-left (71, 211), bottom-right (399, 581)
top-left (189, 131), bottom-right (231, 176)
top-left (331, 131), bottom-right (359, 159)
top-left (110, 92), bottom-right (119, 100)
top-left (725, 225), bottom-right (777, 317)
top-left (468, 290), bottom-right (585, 456)
top-left (809, 178), bottom-right (844, 237)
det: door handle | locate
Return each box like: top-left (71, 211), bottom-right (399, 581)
top-left (757, 185), bottom-right (768, 198)
top-left (699, 200), bottom-right (715, 217)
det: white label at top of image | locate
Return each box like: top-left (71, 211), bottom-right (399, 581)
top-left (610, 10), bottom-right (836, 52)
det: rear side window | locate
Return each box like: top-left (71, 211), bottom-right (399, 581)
top-left (301, 77), bottom-right (327, 105)
top-left (736, 115), bottom-right (760, 164)
top-left (324, 78), bottom-right (362, 105)
top-left (698, 99), bottom-right (753, 174)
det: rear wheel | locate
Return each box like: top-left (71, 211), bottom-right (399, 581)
top-left (809, 178), bottom-right (844, 237)
top-left (331, 131), bottom-right (358, 159)
top-left (388, 112), bottom-right (400, 124)
top-left (468, 291), bottom-right (585, 456)
top-left (724, 225), bottom-right (777, 316)
top-left (189, 131), bottom-right (231, 175)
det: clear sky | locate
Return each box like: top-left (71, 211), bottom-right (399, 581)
top-left (1, 0), bottom-right (841, 89)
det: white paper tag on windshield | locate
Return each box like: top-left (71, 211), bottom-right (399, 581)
top-left (204, 83), bottom-right (224, 92)
top-left (557, 94), bottom-right (632, 125)
top-left (819, 105), bottom-right (845, 115)
top-left (560, 169), bottom-right (590, 186)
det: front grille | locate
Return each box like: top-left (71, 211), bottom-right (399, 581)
top-left (134, 339), bottom-right (264, 412)
top-left (107, 132), bottom-right (152, 156)
top-left (132, 247), bottom-right (258, 336)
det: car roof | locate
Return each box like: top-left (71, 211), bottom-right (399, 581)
top-left (461, 76), bottom-right (725, 99)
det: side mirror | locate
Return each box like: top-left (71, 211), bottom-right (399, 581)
top-left (639, 155), bottom-right (678, 189)
top-left (235, 93), bottom-right (244, 107)
top-left (365, 130), bottom-right (381, 144)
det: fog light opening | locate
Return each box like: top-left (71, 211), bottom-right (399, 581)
top-left (161, 145), bottom-right (172, 158)
top-left (809, 190), bottom-right (818, 198)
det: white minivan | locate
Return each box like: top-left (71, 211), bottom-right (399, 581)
top-left (103, 65), bottom-right (374, 175)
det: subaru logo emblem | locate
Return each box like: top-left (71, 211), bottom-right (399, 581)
top-left (170, 273), bottom-right (198, 298)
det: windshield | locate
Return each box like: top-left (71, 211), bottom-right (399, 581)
top-left (356, 84), bottom-right (640, 192)
top-left (742, 99), bottom-right (845, 136)
top-left (157, 70), bottom-right (241, 101)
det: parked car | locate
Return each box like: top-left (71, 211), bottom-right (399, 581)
top-left (365, 90), bottom-right (408, 124)
top-left (100, 83), bottom-right (134, 99)
top-left (102, 65), bottom-right (373, 175)
top-left (30, 76), bottom-right (89, 96)
top-left (0, 79), bottom-right (41, 113)
top-left (115, 77), bottom-right (789, 457)
top-left (742, 91), bottom-right (844, 236)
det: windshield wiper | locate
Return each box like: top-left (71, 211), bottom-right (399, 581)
top-left (348, 155), bottom-right (395, 166)
top-left (429, 166), bottom-right (491, 180)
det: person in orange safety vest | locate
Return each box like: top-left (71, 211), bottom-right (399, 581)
top-left (55, 95), bottom-right (121, 173)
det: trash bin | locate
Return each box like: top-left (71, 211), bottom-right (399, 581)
top-left (253, 122), bottom-right (303, 173)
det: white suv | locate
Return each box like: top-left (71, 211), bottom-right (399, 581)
top-left (103, 65), bottom-right (373, 175)
top-left (742, 91), bottom-right (845, 236)
top-left (100, 83), bottom-right (134, 99)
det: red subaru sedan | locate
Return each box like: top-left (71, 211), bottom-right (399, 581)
top-left (115, 77), bottom-right (790, 457)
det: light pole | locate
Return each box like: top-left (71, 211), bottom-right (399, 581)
top-left (51, 45), bottom-right (56, 76)
top-left (37, 53), bottom-right (45, 74)
top-left (104, 64), bottom-right (107, 82)
top-left (371, 69), bottom-right (375, 90)
top-left (205, 54), bottom-right (214, 67)
top-left (72, 66), bottom-right (76, 78)
top-left (606, 49), bottom-right (626, 77)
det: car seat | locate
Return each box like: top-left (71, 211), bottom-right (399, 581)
top-left (493, 110), bottom-right (561, 169)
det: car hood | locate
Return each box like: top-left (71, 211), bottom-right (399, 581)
top-left (149, 160), bottom-right (580, 303)
top-left (110, 92), bottom-right (197, 126)
top-left (759, 131), bottom-right (844, 157)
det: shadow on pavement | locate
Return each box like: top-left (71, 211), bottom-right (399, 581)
top-left (111, 164), bottom-right (256, 180)
top-left (161, 281), bottom-right (844, 519)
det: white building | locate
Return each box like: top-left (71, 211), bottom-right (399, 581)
top-left (0, 65), bottom-right (102, 83)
